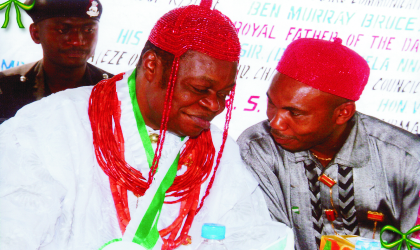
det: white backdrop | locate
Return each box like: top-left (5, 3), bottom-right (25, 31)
top-left (1, 0), bottom-right (419, 139)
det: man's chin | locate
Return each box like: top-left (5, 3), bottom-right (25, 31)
top-left (279, 145), bottom-right (301, 153)
top-left (273, 140), bottom-right (305, 153)
top-left (65, 60), bottom-right (88, 68)
top-left (54, 61), bottom-right (87, 69)
top-left (54, 55), bottom-right (89, 68)
top-left (167, 125), bottom-right (205, 138)
top-left (182, 127), bottom-right (207, 138)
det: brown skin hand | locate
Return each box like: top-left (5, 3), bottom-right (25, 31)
top-left (135, 50), bottom-right (237, 138)
top-left (30, 17), bottom-right (99, 93)
top-left (267, 72), bottom-right (356, 167)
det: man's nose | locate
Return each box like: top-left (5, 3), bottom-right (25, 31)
top-left (67, 30), bottom-right (85, 46)
top-left (269, 111), bottom-right (288, 131)
top-left (200, 93), bottom-right (221, 113)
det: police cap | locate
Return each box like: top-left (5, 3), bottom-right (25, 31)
top-left (24, 0), bottom-right (103, 23)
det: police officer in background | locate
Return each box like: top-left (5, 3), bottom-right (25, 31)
top-left (0, 0), bottom-right (113, 123)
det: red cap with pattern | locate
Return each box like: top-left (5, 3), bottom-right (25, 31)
top-left (148, 0), bottom-right (240, 62)
top-left (276, 38), bottom-right (370, 101)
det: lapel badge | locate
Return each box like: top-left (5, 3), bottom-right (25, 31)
top-left (319, 174), bottom-right (336, 188)
top-left (368, 211), bottom-right (384, 239)
top-left (325, 209), bottom-right (336, 222)
top-left (292, 206), bottom-right (300, 214)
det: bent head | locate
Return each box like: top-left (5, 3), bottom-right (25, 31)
top-left (268, 38), bottom-right (370, 152)
top-left (139, 49), bottom-right (237, 137)
top-left (267, 73), bottom-right (355, 152)
top-left (136, 0), bottom-right (240, 138)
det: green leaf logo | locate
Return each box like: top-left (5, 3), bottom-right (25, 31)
top-left (0, 0), bottom-right (35, 28)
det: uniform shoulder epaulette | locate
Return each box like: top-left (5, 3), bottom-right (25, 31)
top-left (0, 61), bottom-right (38, 78)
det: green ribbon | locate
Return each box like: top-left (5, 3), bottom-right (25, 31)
top-left (380, 225), bottom-right (420, 250)
top-left (128, 69), bottom-right (155, 167)
top-left (98, 238), bottom-right (122, 250)
top-left (127, 69), bottom-right (184, 249)
top-left (132, 154), bottom-right (179, 248)
top-left (0, 0), bottom-right (35, 28)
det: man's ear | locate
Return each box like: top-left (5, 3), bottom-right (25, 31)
top-left (141, 50), bottom-right (160, 83)
top-left (334, 101), bottom-right (356, 125)
top-left (29, 23), bottom-right (41, 44)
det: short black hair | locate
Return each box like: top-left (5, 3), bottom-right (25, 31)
top-left (136, 40), bottom-right (175, 87)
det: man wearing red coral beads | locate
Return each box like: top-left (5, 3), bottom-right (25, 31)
top-left (0, 1), bottom-right (293, 250)
top-left (238, 38), bottom-right (420, 250)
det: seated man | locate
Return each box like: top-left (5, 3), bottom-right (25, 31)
top-left (0, 1), bottom-right (292, 250)
top-left (237, 38), bottom-right (420, 250)
top-left (0, 0), bottom-right (112, 123)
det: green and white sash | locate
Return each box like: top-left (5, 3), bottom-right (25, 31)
top-left (100, 70), bottom-right (187, 250)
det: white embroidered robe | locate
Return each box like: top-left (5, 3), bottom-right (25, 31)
top-left (0, 70), bottom-right (293, 250)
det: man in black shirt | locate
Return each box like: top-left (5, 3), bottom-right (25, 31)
top-left (0, 0), bottom-right (112, 123)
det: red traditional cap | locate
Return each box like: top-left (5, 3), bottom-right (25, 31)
top-left (148, 0), bottom-right (240, 62)
top-left (276, 38), bottom-right (370, 101)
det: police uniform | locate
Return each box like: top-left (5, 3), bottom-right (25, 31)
top-left (0, 0), bottom-right (110, 123)
top-left (0, 61), bottom-right (112, 122)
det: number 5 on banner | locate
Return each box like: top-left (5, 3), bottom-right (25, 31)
top-left (244, 96), bottom-right (260, 111)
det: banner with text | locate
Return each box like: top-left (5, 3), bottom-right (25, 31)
top-left (1, 0), bottom-right (419, 138)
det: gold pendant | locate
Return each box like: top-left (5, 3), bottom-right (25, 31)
top-left (149, 133), bottom-right (159, 144)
